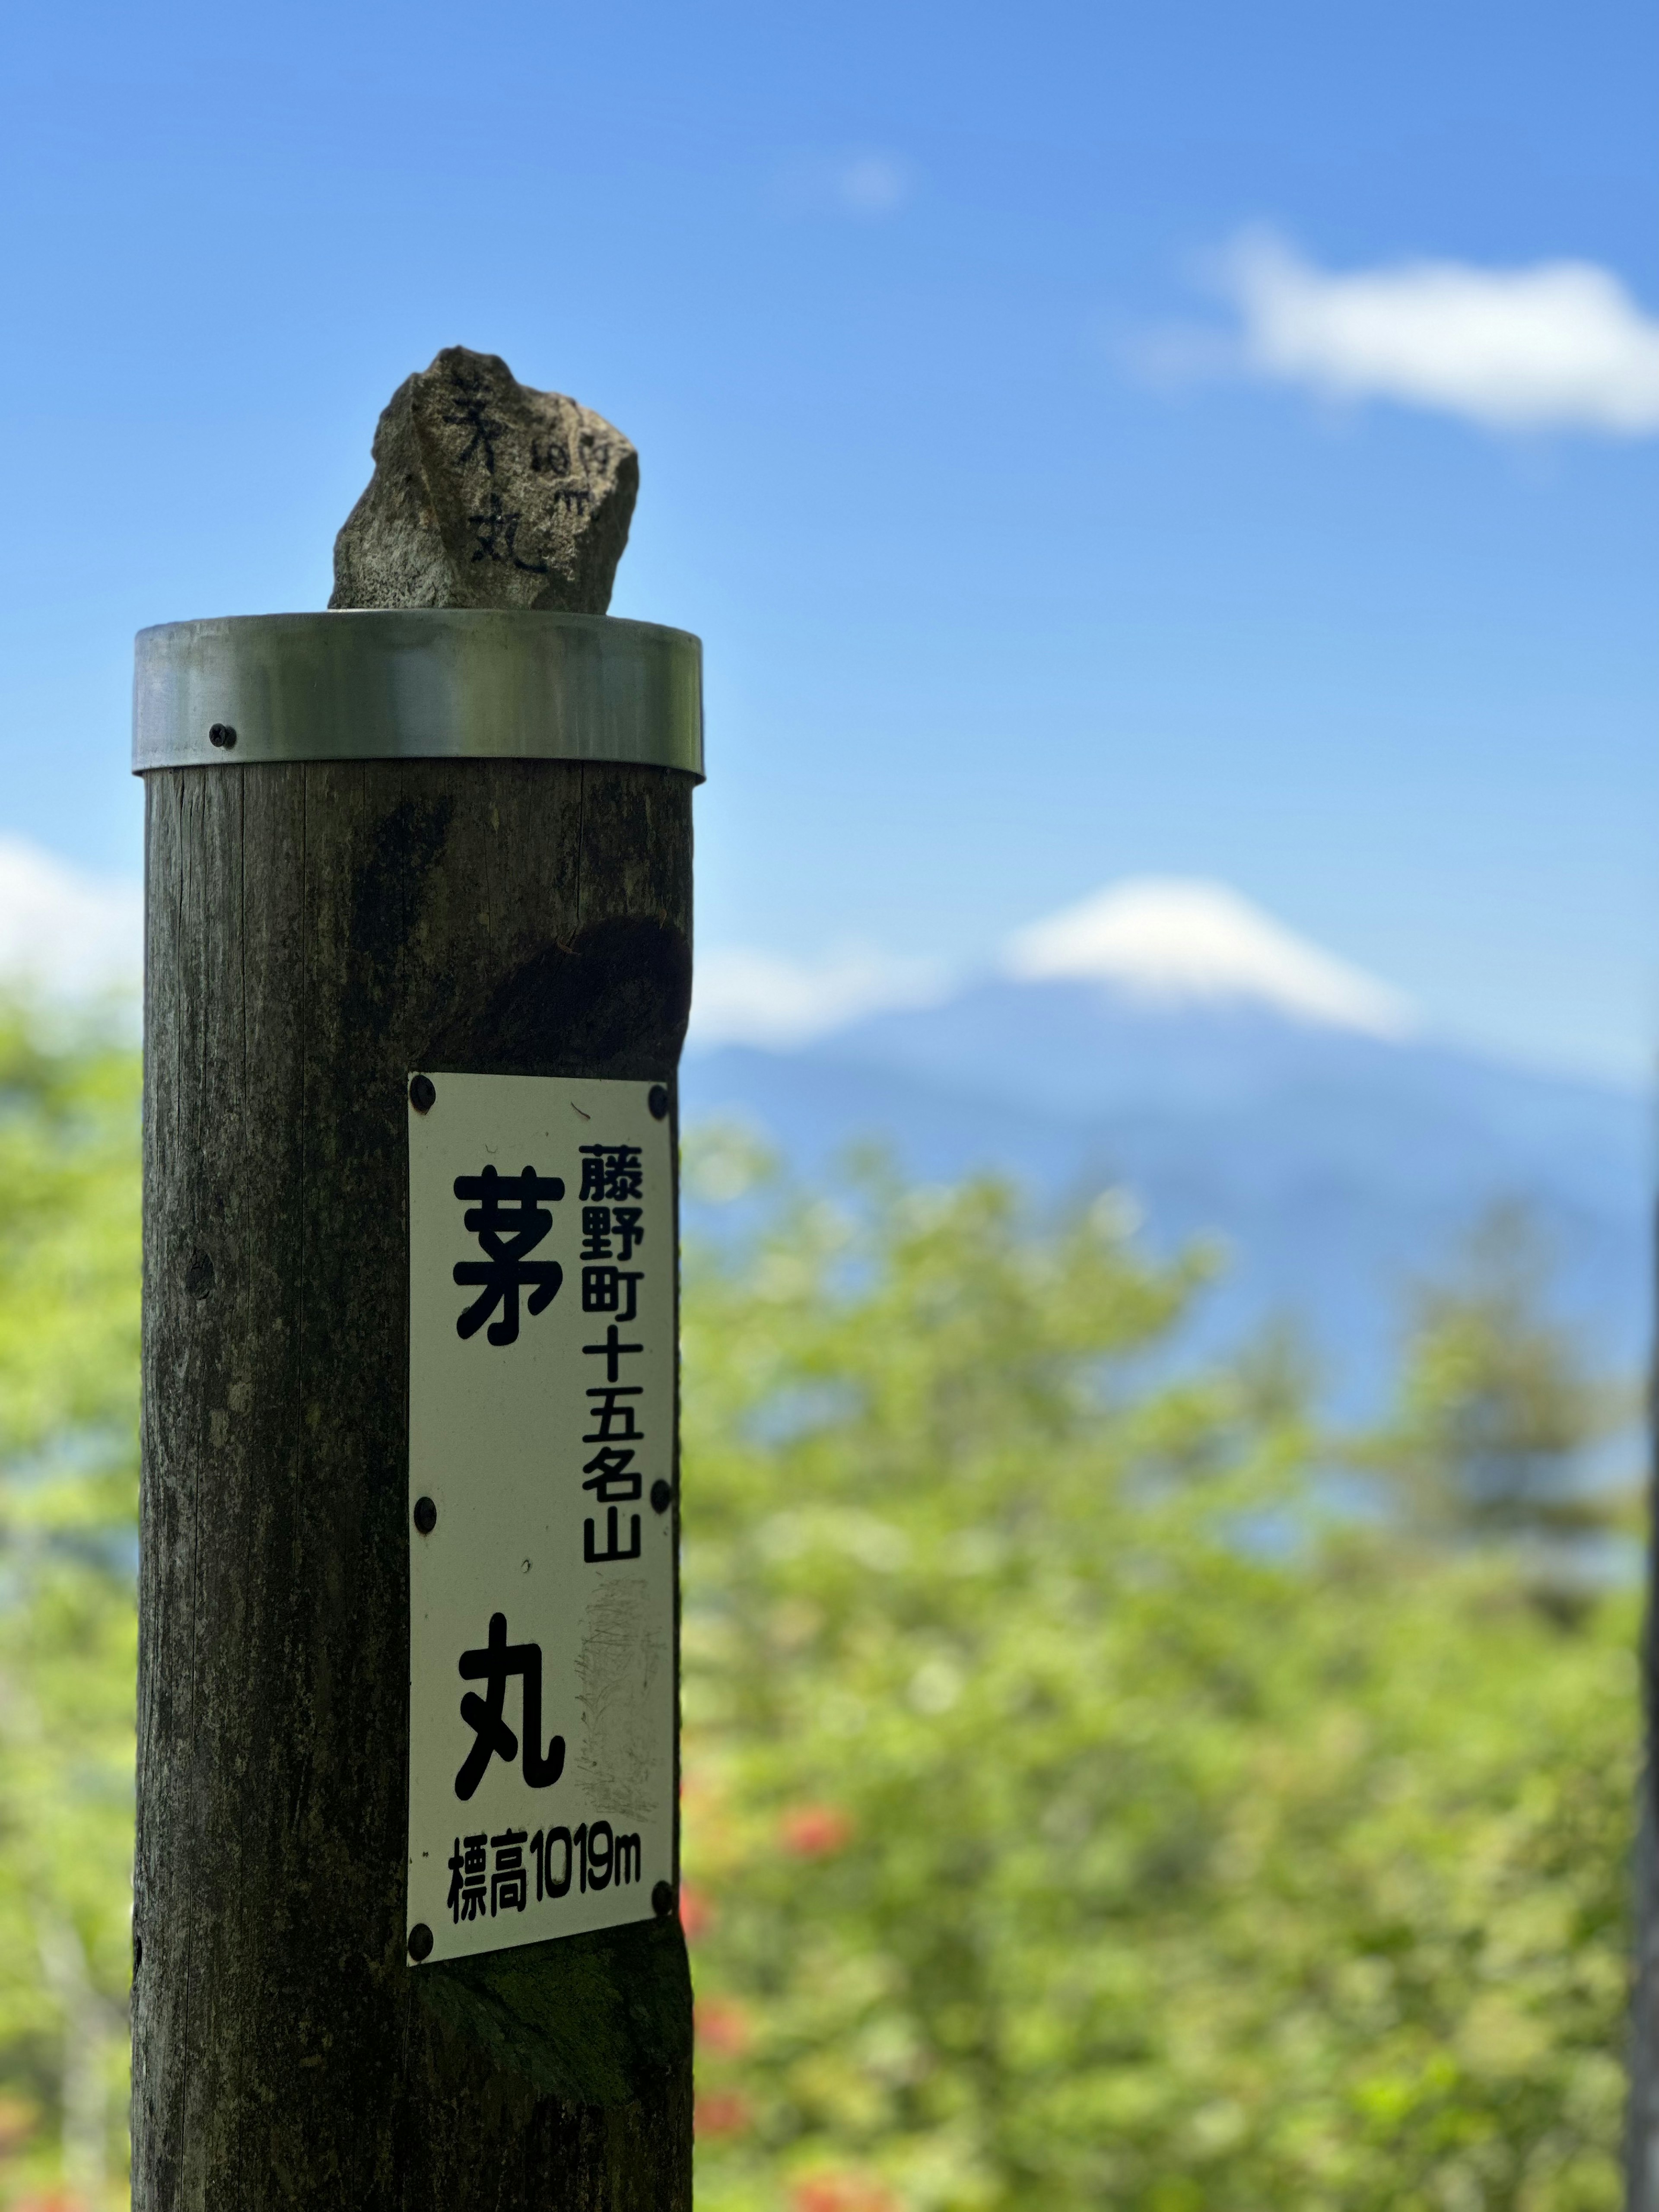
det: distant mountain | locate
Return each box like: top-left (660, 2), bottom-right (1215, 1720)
top-left (683, 883), bottom-right (1653, 1412)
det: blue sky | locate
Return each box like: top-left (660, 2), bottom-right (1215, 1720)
top-left (3, 0), bottom-right (1656, 1078)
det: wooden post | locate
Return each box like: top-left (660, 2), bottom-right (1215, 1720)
top-left (132, 614), bottom-right (697, 2205)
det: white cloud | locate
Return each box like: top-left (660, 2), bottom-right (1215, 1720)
top-left (832, 153), bottom-right (911, 216)
top-left (0, 839), bottom-right (140, 1001)
top-left (1150, 227), bottom-right (1659, 435)
top-left (775, 149), bottom-right (914, 220)
top-left (690, 944), bottom-right (947, 1049)
top-left (1003, 877), bottom-right (1414, 1038)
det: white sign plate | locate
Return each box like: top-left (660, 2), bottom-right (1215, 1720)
top-left (406, 1072), bottom-right (675, 1963)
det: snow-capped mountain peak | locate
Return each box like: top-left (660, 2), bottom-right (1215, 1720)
top-left (1001, 878), bottom-right (1415, 1038)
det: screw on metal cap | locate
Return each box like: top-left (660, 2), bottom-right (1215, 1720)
top-left (208, 722), bottom-right (237, 749)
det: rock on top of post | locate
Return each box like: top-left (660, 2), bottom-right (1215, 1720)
top-left (330, 347), bottom-right (639, 615)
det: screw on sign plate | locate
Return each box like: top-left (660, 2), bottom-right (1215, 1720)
top-left (409, 1074), bottom-right (437, 1114)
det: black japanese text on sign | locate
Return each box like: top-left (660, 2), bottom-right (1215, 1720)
top-left (406, 1075), bottom-right (675, 1963)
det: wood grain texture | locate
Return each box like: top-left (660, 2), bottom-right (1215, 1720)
top-left (135, 760), bottom-right (694, 2211)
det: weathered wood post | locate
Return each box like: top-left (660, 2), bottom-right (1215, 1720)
top-left (131, 355), bottom-right (699, 2208)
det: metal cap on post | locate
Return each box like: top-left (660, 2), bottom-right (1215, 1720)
top-left (132, 610), bottom-right (704, 777)
top-left (133, 352), bottom-right (701, 2212)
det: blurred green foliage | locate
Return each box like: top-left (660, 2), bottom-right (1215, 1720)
top-left (0, 1013), bottom-right (139, 2208)
top-left (680, 1141), bottom-right (1637, 2212)
top-left (1361, 1203), bottom-right (1632, 1554)
top-left (0, 1033), bottom-right (1637, 2211)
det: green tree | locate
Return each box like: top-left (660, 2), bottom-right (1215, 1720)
top-left (0, 1009), bottom-right (140, 2206)
top-left (1368, 1203), bottom-right (1631, 1552)
top-left (680, 1151), bottom-right (1634, 2212)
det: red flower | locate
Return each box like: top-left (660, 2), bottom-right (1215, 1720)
top-left (695, 1995), bottom-right (752, 2056)
top-left (695, 2089), bottom-right (751, 2139)
top-left (678, 1881), bottom-right (712, 1940)
top-left (790, 2175), bottom-right (898, 2212)
top-left (779, 1803), bottom-right (855, 1859)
